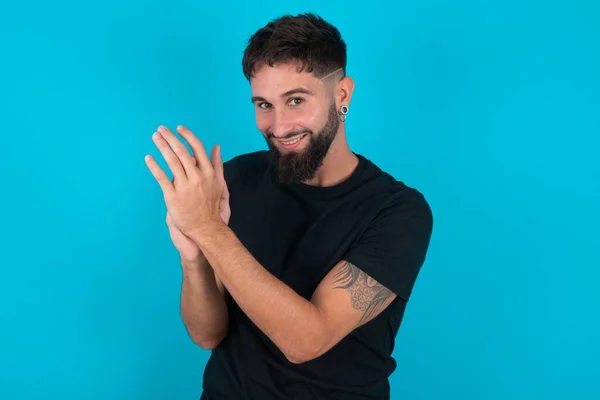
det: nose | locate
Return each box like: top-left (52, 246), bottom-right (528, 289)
top-left (270, 108), bottom-right (295, 138)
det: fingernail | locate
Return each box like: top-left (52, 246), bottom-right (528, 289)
top-left (157, 125), bottom-right (166, 132)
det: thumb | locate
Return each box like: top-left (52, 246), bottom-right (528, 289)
top-left (221, 178), bottom-right (230, 201)
top-left (211, 144), bottom-right (225, 183)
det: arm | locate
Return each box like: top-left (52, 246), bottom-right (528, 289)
top-left (193, 223), bottom-right (396, 364)
top-left (180, 254), bottom-right (228, 349)
top-left (145, 125), bottom-right (431, 361)
top-left (193, 190), bottom-right (432, 363)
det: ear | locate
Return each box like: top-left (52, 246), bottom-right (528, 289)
top-left (335, 75), bottom-right (355, 111)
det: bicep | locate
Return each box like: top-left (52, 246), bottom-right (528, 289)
top-left (308, 192), bottom-right (432, 356)
top-left (310, 260), bottom-right (397, 343)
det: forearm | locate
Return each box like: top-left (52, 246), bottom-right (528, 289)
top-left (180, 255), bottom-right (228, 349)
top-left (193, 223), bottom-right (327, 362)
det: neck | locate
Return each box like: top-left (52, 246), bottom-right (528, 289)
top-left (303, 131), bottom-right (359, 187)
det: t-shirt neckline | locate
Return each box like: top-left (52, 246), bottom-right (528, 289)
top-left (270, 152), bottom-right (368, 198)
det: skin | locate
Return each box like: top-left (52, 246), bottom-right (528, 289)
top-left (165, 147), bottom-right (230, 349)
top-left (251, 63), bottom-right (359, 187)
top-left (144, 62), bottom-right (397, 363)
top-left (166, 148), bottom-right (231, 348)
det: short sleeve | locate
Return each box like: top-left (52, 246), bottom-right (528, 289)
top-left (342, 189), bottom-right (433, 302)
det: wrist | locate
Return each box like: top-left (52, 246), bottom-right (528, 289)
top-left (180, 253), bottom-right (209, 272)
top-left (191, 218), bottom-right (228, 249)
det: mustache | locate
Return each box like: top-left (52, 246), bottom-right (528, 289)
top-left (267, 129), bottom-right (312, 140)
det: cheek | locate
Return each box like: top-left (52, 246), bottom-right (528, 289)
top-left (255, 112), bottom-right (273, 134)
top-left (302, 109), bottom-right (325, 127)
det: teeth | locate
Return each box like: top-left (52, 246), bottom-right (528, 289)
top-left (281, 135), bottom-right (304, 145)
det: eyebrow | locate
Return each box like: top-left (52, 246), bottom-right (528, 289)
top-left (251, 87), bottom-right (314, 103)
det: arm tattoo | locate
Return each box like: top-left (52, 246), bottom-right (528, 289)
top-left (332, 261), bottom-right (394, 323)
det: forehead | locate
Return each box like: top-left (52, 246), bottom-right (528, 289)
top-left (250, 63), bottom-right (324, 97)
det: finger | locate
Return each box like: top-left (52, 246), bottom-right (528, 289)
top-left (221, 178), bottom-right (230, 201)
top-left (145, 154), bottom-right (175, 197)
top-left (157, 126), bottom-right (197, 174)
top-left (170, 155), bottom-right (195, 185)
top-left (152, 131), bottom-right (187, 181)
top-left (211, 144), bottom-right (225, 183)
top-left (176, 125), bottom-right (212, 171)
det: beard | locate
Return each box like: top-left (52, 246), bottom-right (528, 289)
top-left (265, 102), bottom-right (340, 184)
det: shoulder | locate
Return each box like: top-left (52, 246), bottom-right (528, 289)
top-left (358, 155), bottom-right (433, 230)
top-left (343, 158), bottom-right (433, 300)
top-left (360, 182), bottom-right (433, 255)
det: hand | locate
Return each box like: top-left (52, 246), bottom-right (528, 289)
top-left (166, 211), bottom-right (202, 262)
top-left (165, 167), bottom-right (231, 262)
top-left (145, 125), bottom-right (227, 240)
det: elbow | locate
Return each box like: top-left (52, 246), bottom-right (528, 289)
top-left (282, 313), bottom-right (334, 364)
top-left (282, 335), bottom-right (329, 365)
top-left (194, 338), bottom-right (222, 350)
top-left (284, 346), bottom-right (324, 364)
top-left (190, 331), bottom-right (226, 350)
top-left (285, 352), bottom-right (314, 365)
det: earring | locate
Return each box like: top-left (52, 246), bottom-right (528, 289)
top-left (339, 105), bottom-right (349, 122)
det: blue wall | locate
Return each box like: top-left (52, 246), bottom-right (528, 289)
top-left (1, 1), bottom-right (598, 399)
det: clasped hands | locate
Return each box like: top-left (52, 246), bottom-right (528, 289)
top-left (145, 125), bottom-right (229, 244)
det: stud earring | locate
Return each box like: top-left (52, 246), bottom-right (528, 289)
top-left (339, 105), bottom-right (349, 122)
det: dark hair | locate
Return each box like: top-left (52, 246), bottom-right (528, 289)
top-left (242, 13), bottom-right (347, 81)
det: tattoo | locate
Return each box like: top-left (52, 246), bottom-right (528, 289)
top-left (332, 261), bottom-right (394, 323)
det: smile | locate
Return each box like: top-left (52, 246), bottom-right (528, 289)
top-left (277, 134), bottom-right (308, 150)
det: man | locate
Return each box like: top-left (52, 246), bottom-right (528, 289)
top-left (145, 12), bottom-right (433, 400)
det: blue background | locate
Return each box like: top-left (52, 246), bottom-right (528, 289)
top-left (1, 1), bottom-right (598, 399)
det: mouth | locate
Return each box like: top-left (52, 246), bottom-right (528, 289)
top-left (277, 133), bottom-right (309, 151)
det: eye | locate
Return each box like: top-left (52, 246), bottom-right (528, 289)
top-left (289, 97), bottom-right (304, 106)
top-left (258, 102), bottom-right (272, 109)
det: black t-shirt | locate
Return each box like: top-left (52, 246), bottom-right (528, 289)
top-left (200, 150), bottom-right (433, 400)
